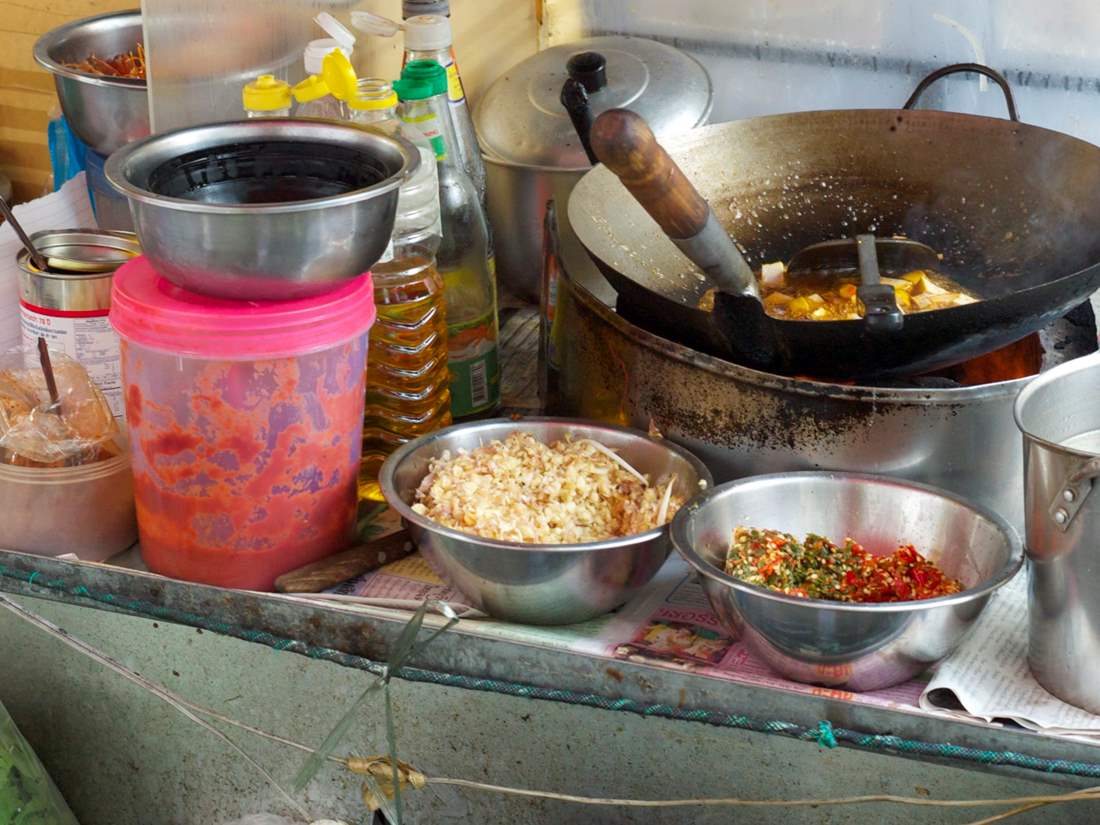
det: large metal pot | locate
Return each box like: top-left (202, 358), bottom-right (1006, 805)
top-left (549, 237), bottom-right (1093, 535)
top-left (475, 36), bottom-right (712, 302)
top-left (1014, 353), bottom-right (1100, 714)
top-left (34, 10), bottom-right (149, 156)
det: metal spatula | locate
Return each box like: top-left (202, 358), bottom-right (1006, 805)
top-left (786, 236), bottom-right (941, 276)
top-left (784, 235), bottom-right (940, 333)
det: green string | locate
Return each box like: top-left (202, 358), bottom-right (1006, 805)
top-left (3, 562), bottom-right (1100, 780)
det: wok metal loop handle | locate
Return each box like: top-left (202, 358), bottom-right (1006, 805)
top-left (1048, 456), bottom-right (1100, 531)
top-left (903, 63), bottom-right (1019, 122)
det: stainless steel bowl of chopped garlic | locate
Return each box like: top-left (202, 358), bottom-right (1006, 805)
top-left (671, 472), bottom-right (1023, 690)
top-left (380, 418), bottom-right (713, 625)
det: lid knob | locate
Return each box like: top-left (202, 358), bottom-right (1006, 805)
top-left (566, 51), bottom-right (607, 93)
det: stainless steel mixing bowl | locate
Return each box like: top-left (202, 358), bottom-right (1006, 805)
top-left (106, 119), bottom-right (417, 300)
top-left (670, 472), bottom-right (1022, 691)
top-left (380, 418), bottom-right (713, 626)
top-left (34, 10), bottom-right (149, 156)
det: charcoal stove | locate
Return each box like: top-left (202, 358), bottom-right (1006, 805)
top-left (548, 235), bottom-right (1097, 533)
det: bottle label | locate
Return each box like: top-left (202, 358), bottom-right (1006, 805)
top-left (402, 111), bottom-right (446, 160)
top-left (447, 313), bottom-right (500, 416)
top-left (446, 59), bottom-right (465, 104)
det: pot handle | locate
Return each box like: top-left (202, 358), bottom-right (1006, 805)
top-left (902, 63), bottom-right (1019, 122)
top-left (1048, 456), bottom-right (1100, 531)
top-left (560, 51), bottom-right (607, 165)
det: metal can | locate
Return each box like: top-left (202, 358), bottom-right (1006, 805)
top-left (17, 229), bottom-right (140, 417)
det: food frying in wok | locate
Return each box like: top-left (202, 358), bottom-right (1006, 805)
top-left (700, 262), bottom-right (978, 320)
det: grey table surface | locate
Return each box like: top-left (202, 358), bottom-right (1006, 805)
top-left (2, 308), bottom-right (1099, 797)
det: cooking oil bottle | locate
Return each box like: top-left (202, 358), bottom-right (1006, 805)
top-left (351, 79), bottom-right (452, 500)
top-left (360, 253), bottom-right (452, 500)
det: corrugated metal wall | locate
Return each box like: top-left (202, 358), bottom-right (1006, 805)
top-left (545, 0), bottom-right (1100, 143)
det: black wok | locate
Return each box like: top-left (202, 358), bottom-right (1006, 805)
top-left (567, 64), bottom-right (1100, 379)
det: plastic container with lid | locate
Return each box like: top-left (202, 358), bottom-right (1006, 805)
top-left (109, 257), bottom-right (376, 590)
top-left (473, 36), bottom-right (713, 301)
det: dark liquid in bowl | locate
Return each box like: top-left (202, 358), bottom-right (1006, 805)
top-left (147, 141), bottom-right (390, 205)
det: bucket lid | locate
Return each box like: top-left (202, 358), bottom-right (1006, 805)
top-left (109, 257), bottom-right (376, 360)
top-left (475, 35), bottom-right (713, 171)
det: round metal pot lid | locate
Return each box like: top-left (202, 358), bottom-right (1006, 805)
top-left (475, 35), bottom-right (713, 170)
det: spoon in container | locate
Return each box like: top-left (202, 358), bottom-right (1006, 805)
top-left (36, 337), bottom-right (62, 416)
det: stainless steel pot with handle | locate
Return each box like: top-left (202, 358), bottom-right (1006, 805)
top-left (1014, 352), bottom-right (1100, 714)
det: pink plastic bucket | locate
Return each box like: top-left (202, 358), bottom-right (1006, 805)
top-left (110, 257), bottom-right (376, 590)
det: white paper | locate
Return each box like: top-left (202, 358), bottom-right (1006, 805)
top-left (0, 175), bottom-right (97, 351)
top-left (920, 571), bottom-right (1100, 736)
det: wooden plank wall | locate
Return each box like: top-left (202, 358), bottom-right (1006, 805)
top-left (0, 0), bottom-right (133, 202)
top-left (0, 0), bottom-right (538, 204)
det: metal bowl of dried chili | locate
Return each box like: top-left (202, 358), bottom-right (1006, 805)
top-left (34, 10), bottom-right (149, 155)
top-left (670, 472), bottom-right (1022, 691)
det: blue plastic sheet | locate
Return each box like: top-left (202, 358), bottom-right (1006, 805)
top-left (46, 116), bottom-right (86, 192)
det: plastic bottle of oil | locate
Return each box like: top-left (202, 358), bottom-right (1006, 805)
top-left (351, 79), bottom-right (451, 500)
top-left (361, 253), bottom-right (452, 500)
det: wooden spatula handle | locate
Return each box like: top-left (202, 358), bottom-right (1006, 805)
top-left (590, 108), bottom-right (710, 240)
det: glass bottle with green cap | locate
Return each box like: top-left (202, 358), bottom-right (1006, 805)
top-left (395, 60), bottom-right (500, 418)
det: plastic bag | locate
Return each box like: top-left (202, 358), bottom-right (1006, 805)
top-left (0, 700), bottom-right (80, 825)
top-left (0, 349), bottom-right (119, 467)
